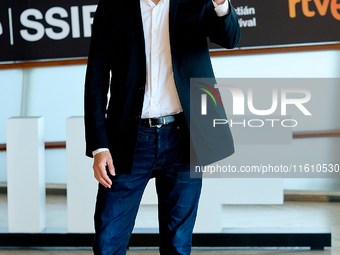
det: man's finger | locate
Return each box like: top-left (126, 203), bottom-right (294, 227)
top-left (94, 170), bottom-right (111, 188)
top-left (98, 177), bottom-right (111, 188)
top-left (96, 170), bottom-right (111, 188)
top-left (93, 163), bottom-right (112, 188)
top-left (107, 160), bottom-right (116, 176)
top-left (99, 167), bottom-right (112, 187)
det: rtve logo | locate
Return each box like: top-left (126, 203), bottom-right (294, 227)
top-left (289, 0), bottom-right (340, 20)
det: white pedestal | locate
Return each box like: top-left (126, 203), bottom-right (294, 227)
top-left (194, 178), bottom-right (283, 233)
top-left (66, 117), bottom-right (97, 233)
top-left (6, 117), bottom-right (45, 233)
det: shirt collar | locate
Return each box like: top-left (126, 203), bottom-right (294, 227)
top-left (141, 0), bottom-right (167, 8)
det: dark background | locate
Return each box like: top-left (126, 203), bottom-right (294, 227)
top-left (0, 0), bottom-right (339, 62)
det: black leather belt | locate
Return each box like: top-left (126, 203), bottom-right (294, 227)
top-left (140, 113), bottom-right (182, 128)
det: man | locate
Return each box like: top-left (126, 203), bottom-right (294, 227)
top-left (84, 0), bottom-right (240, 254)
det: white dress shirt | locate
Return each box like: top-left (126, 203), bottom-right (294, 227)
top-left (140, 0), bottom-right (229, 118)
top-left (140, 0), bottom-right (182, 118)
top-left (93, 0), bottom-right (229, 156)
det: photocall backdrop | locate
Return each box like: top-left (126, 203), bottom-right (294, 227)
top-left (0, 0), bottom-right (339, 62)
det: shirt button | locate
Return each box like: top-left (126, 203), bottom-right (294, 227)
top-left (154, 77), bottom-right (158, 81)
top-left (152, 100), bottom-right (156, 104)
top-left (154, 53), bottom-right (158, 57)
top-left (153, 29), bottom-right (158, 34)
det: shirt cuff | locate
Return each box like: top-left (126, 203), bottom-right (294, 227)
top-left (92, 148), bottom-right (109, 157)
top-left (212, 0), bottom-right (230, 17)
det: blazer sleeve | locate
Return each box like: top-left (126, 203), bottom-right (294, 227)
top-left (203, 0), bottom-right (241, 49)
top-left (84, 0), bottom-right (111, 157)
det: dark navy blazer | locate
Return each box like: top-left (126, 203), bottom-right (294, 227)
top-left (84, 0), bottom-right (241, 174)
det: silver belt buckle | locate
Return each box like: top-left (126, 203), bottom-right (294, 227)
top-left (149, 117), bottom-right (165, 128)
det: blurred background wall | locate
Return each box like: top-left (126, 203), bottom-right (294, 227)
top-left (0, 49), bottom-right (340, 191)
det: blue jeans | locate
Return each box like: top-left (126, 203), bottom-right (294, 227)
top-left (93, 119), bottom-right (202, 255)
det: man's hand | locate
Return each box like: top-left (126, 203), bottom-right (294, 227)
top-left (214, 0), bottom-right (225, 5)
top-left (93, 151), bottom-right (115, 188)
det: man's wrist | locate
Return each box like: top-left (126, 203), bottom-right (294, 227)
top-left (214, 0), bottom-right (225, 5)
top-left (212, 0), bottom-right (230, 17)
top-left (93, 148), bottom-right (109, 157)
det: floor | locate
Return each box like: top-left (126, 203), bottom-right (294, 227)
top-left (0, 195), bottom-right (339, 255)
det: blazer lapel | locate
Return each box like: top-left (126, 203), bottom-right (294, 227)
top-left (131, 0), bottom-right (145, 49)
top-left (169, 0), bottom-right (179, 32)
